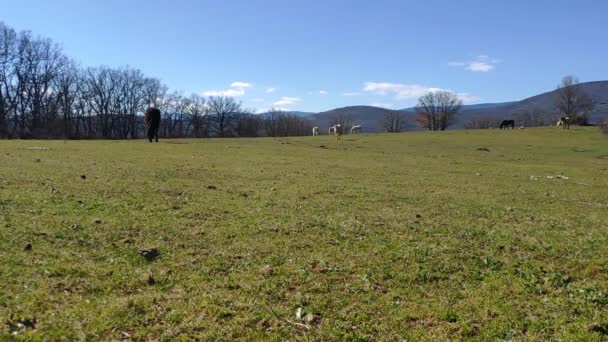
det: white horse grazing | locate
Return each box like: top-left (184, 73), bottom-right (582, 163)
top-left (312, 127), bottom-right (319, 136)
top-left (350, 125), bottom-right (361, 134)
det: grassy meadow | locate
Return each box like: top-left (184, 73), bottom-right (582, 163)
top-left (1, 127), bottom-right (608, 340)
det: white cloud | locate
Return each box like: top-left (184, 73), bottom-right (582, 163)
top-left (204, 81), bottom-right (253, 97)
top-left (273, 96), bottom-right (301, 106)
top-left (251, 98), bottom-right (265, 102)
top-left (342, 92), bottom-right (360, 96)
top-left (456, 92), bottom-right (480, 104)
top-left (255, 107), bottom-right (289, 114)
top-left (363, 81), bottom-right (480, 104)
top-left (363, 82), bottom-right (434, 100)
top-left (203, 88), bottom-right (246, 97)
top-left (449, 55), bottom-right (500, 72)
top-left (231, 81), bottom-right (253, 88)
top-left (319, 90), bottom-right (328, 95)
top-left (467, 62), bottom-right (494, 72)
top-left (265, 87), bottom-right (276, 93)
top-left (371, 103), bottom-right (394, 109)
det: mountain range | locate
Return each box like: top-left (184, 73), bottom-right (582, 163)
top-left (299, 81), bottom-right (608, 132)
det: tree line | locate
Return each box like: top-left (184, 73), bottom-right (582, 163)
top-left (1, 21), bottom-right (598, 138)
top-left (0, 22), bottom-right (312, 139)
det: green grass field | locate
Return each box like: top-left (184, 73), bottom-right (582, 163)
top-left (1, 127), bottom-right (608, 340)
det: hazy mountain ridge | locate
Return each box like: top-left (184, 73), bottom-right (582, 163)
top-left (304, 81), bottom-right (608, 131)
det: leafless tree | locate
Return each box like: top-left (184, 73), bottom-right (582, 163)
top-left (84, 66), bottom-right (116, 138)
top-left (208, 96), bottom-right (241, 137)
top-left (330, 111), bottom-right (352, 131)
top-left (262, 108), bottom-right (313, 137)
top-left (415, 91), bottom-right (462, 131)
top-left (0, 22), bottom-right (18, 137)
top-left (264, 108), bottom-right (284, 137)
top-left (512, 107), bottom-right (549, 127)
top-left (236, 109), bottom-right (263, 137)
top-left (555, 75), bottom-right (594, 126)
top-left (159, 92), bottom-right (186, 137)
top-left (464, 115), bottom-right (502, 129)
top-left (188, 94), bottom-right (209, 137)
top-left (117, 67), bottom-right (146, 138)
top-left (142, 77), bottom-right (167, 108)
top-left (0, 21), bottom-right (315, 140)
top-left (382, 111), bottom-right (406, 132)
top-left (53, 59), bottom-right (82, 138)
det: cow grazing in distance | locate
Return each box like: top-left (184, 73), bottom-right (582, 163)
top-left (558, 116), bottom-right (571, 129)
top-left (499, 120), bottom-right (515, 129)
top-left (330, 124), bottom-right (343, 140)
top-left (312, 127), bottom-right (319, 136)
top-left (350, 125), bottom-right (362, 134)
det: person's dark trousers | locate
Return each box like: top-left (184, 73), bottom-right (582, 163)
top-left (147, 125), bottom-right (159, 142)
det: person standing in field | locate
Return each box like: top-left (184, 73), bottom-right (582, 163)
top-left (144, 107), bottom-right (161, 142)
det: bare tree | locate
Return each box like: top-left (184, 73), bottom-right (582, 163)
top-left (188, 94), bottom-right (209, 138)
top-left (330, 111), bottom-right (352, 131)
top-left (160, 92), bottom-right (188, 137)
top-left (84, 67), bottom-right (116, 138)
top-left (415, 91), bottom-right (462, 131)
top-left (464, 115), bottom-right (502, 129)
top-left (142, 77), bottom-right (167, 108)
top-left (382, 111), bottom-right (406, 132)
top-left (208, 96), bottom-right (241, 137)
top-left (0, 22), bottom-right (18, 137)
top-left (236, 109), bottom-right (262, 137)
top-left (512, 107), bottom-right (549, 127)
top-left (555, 76), bottom-right (594, 126)
top-left (117, 67), bottom-right (146, 138)
top-left (262, 108), bottom-right (313, 137)
top-left (0, 21), bottom-right (316, 140)
top-left (54, 59), bottom-right (82, 138)
top-left (263, 108), bottom-right (283, 137)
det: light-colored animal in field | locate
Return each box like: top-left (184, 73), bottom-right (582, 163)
top-left (312, 127), bottom-right (319, 136)
top-left (330, 124), bottom-right (342, 140)
top-left (350, 125), bottom-right (362, 134)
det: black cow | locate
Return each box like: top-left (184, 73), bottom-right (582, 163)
top-left (500, 120), bottom-right (515, 129)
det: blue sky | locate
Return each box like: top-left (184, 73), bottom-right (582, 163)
top-left (3, 0), bottom-right (607, 112)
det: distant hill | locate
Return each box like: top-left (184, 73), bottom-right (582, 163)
top-left (287, 111), bottom-right (316, 117)
top-left (304, 81), bottom-right (608, 131)
top-left (256, 110), bottom-right (315, 117)
top-left (401, 101), bottom-right (516, 112)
